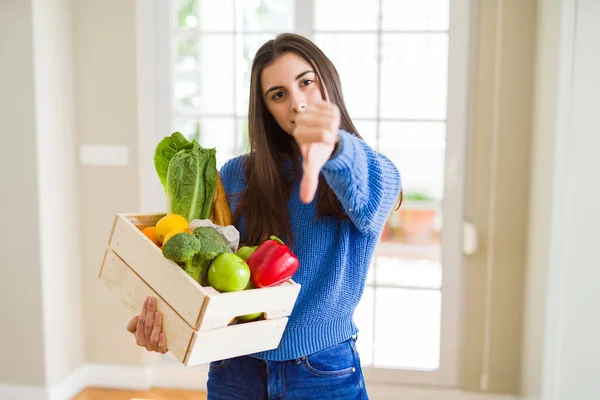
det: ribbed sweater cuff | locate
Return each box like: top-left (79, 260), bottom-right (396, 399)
top-left (322, 129), bottom-right (357, 173)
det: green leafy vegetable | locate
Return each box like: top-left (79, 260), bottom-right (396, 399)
top-left (154, 132), bottom-right (218, 222)
top-left (154, 132), bottom-right (195, 189)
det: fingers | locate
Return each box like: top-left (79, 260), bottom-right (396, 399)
top-left (158, 333), bottom-right (168, 354)
top-left (144, 297), bottom-right (156, 344)
top-left (299, 144), bottom-right (331, 204)
top-left (294, 126), bottom-right (338, 147)
top-left (136, 298), bottom-right (148, 346)
top-left (295, 104), bottom-right (338, 126)
top-left (300, 150), bottom-right (320, 203)
top-left (149, 311), bottom-right (162, 350)
top-left (127, 316), bottom-right (139, 334)
top-left (293, 102), bottom-right (340, 150)
top-left (295, 105), bottom-right (337, 125)
top-left (310, 99), bottom-right (337, 111)
top-left (131, 297), bottom-right (166, 354)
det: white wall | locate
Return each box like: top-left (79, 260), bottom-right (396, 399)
top-left (0, 0), bottom-right (47, 388)
top-left (0, 0), bottom-right (85, 394)
top-left (32, 0), bottom-right (85, 388)
top-left (73, 0), bottom-right (146, 365)
top-left (541, 0), bottom-right (600, 398)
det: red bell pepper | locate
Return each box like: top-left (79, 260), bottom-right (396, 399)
top-left (247, 236), bottom-right (299, 288)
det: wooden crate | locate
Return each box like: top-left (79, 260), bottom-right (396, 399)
top-left (99, 213), bottom-right (301, 366)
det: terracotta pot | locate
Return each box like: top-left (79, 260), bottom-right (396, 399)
top-left (399, 204), bottom-right (437, 245)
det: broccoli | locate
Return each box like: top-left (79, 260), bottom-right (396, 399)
top-left (162, 233), bottom-right (203, 282)
top-left (192, 227), bottom-right (231, 286)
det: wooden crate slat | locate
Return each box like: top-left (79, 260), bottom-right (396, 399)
top-left (123, 212), bottom-right (165, 228)
top-left (197, 281), bottom-right (300, 331)
top-left (184, 318), bottom-right (288, 366)
top-left (108, 214), bottom-right (207, 328)
top-left (99, 249), bottom-right (195, 363)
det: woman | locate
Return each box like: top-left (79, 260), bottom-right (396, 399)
top-left (127, 33), bottom-right (402, 399)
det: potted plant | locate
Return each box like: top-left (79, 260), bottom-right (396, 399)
top-left (397, 191), bottom-right (439, 245)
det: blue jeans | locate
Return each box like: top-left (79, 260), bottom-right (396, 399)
top-left (207, 337), bottom-right (368, 399)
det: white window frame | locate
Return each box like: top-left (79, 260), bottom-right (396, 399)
top-left (136, 0), bottom-right (474, 388)
top-left (360, 0), bottom-right (473, 387)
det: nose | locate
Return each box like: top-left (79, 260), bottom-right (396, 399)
top-left (290, 90), bottom-right (306, 113)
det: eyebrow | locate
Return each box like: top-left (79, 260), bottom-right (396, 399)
top-left (264, 70), bottom-right (314, 97)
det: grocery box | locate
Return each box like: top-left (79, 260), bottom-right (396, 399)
top-left (99, 213), bottom-right (301, 366)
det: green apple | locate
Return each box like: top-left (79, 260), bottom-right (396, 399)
top-left (208, 253), bottom-right (250, 292)
top-left (238, 312), bottom-right (263, 322)
top-left (236, 245), bottom-right (258, 261)
top-left (237, 281), bottom-right (263, 322)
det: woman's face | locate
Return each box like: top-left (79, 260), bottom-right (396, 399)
top-left (260, 52), bottom-right (324, 135)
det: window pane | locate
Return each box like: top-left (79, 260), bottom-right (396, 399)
top-left (379, 122), bottom-right (444, 247)
top-left (314, 0), bottom-right (379, 31)
top-left (379, 121), bottom-right (445, 202)
top-left (366, 259), bottom-right (375, 285)
top-left (177, 0), bottom-right (234, 31)
top-left (173, 72), bottom-right (200, 113)
top-left (235, 33), bottom-right (278, 116)
top-left (379, 121), bottom-right (446, 150)
top-left (172, 117), bottom-right (236, 169)
top-left (174, 34), bottom-right (235, 115)
top-left (177, 0), bottom-right (198, 29)
top-left (172, 116), bottom-right (199, 141)
top-left (314, 34), bottom-right (378, 118)
top-left (174, 34), bottom-right (201, 75)
top-left (352, 119), bottom-right (377, 149)
top-left (236, 117), bottom-right (250, 155)
top-left (375, 257), bottom-right (441, 289)
top-left (382, 0), bottom-right (450, 31)
top-left (374, 288), bottom-right (440, 369)
top-left (353, 287), bottom-right (374, 365)
top-left (235, 0), bottom-right (294, 32)
top-left (205, 117), bottom-right (235, 169)
top-left (200, 0), bottom-right (234, 31)
top-left (380, 33), bottom-right (448, 120)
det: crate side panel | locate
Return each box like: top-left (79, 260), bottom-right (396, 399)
top-left (198, 282), bottom-right (300, 331)
top-left (184, 318), bottom-right (288, 366)
top-left (99, 249), bottom-right (195, 363)
top-left (109, 214), bottom-right (207, 327)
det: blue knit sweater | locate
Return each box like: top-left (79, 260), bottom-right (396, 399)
top-left (219, 129), bottom-right (402, 360)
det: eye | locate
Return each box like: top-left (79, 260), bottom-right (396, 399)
top-left (272, 91), bottom-right (285, 100)
top-left (301, 79), bottom-right (313, 87)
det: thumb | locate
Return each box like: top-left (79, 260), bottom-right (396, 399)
top-left (127, 316), bottom-right (139, 333)
top-left (300, 145), bottom-right (320, 204)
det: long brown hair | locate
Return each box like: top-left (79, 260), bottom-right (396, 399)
top-left (233, 33), bottom-right (394, 247)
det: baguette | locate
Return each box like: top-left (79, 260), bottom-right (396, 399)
top-left (209, 172), bottom-right (233, 226)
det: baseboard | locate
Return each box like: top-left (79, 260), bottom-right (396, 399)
top-left (0, 363), bottom-right (519, 400)
top-left (48, 366), bottom-right (88, 400)
top-left (82, 363), bottom-right (151, 390)
top-left (0, 383), bottom-right (46, 400)
top-left (0, 367), bottom-right (87, 400)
